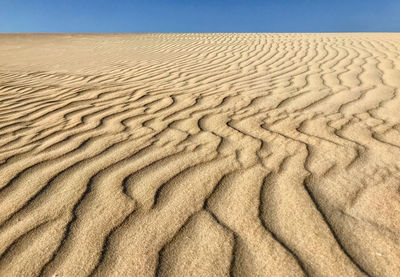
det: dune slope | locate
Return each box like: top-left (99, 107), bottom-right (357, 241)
top-left (1, 33), bottom-right (400, 276)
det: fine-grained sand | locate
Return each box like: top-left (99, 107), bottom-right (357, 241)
top-left (1, 33), bottom-right (400, 277)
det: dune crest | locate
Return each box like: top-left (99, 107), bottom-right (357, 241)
top-left (1, 33), bottom-right (400, 276)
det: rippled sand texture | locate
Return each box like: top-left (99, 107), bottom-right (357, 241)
top-left (1, 33), bottom-right (400, 277)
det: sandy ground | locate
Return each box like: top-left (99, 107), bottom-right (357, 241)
top-left (0, 33), bottom-right (400, 277)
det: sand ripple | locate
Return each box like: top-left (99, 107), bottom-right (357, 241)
top-left (1, 33), bottom-right (400, 276)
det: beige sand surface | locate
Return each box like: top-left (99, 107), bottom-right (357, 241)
top-left (1, 33), bottom-right (400, 276)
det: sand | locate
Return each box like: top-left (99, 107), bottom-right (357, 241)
top-left (0, 33), bottom-right (400, 276)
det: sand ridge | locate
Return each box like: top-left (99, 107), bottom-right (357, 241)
top-left (1, 33), bottom-right (400, 276)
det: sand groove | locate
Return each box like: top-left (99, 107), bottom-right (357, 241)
top-left (1, 33), bottom-right (400, 276)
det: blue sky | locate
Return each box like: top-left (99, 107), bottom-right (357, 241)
top-left (0, 0), bottom-right (399, 33)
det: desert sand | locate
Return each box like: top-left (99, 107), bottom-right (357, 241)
top-left (0, 33), bottom-right (400, 276)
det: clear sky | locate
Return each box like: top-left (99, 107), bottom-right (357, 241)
top-left (0, 0), bottom-right (399, 33)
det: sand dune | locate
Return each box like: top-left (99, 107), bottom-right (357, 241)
top-left (1, 33), bottom-right (400, 276)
